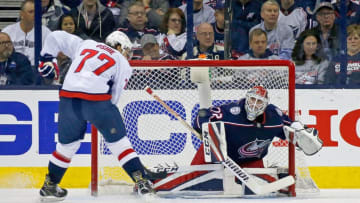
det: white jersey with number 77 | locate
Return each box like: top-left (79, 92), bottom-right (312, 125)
top-left (40, 31), bottom-right (132, 104)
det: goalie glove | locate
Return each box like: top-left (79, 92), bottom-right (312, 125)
top-left (296, 127), bottom-right (323, 156)
top-left (283, 122), bottom-right (323, 156)
top-left (38, 54), bottom-right (59, 80)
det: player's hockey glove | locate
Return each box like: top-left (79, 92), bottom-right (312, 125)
top-left (38, 54), bottom-right (59, 80)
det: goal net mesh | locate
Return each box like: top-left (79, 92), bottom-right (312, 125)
top-left (95, 61), bottom-right (319, 196)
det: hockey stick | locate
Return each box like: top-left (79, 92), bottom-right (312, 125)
top-left (144, 86), bottom-right (295, 195)
top-left (150, 162), bottom-right (280, 175)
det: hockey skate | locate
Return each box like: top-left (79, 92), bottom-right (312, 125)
top-left (132, 170), bottom-right (156, 197)
top-left (39, 174), bottom-right (68, 202)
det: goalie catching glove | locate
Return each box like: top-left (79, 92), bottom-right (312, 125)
top-left (283, 121), bottom-right (323, 156)
top-left (38, 54), bottom-right (59, 80)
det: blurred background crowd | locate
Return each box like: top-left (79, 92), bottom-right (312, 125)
top-left (0, 0), bottom-right (359, 87)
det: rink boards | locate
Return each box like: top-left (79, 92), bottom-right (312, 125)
top-left (0, 89), bottom-right (360, 188)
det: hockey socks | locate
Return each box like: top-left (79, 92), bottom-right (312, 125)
top-left (48, 162), bottom-right (67, 184)
top-left (123, 157), bottom-right (146, 182)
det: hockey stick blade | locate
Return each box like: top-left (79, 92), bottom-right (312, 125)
top-left (144, 86), bottom-right (295, 195)
top-left (257, 175), bottom-right (295, 194)
top-left (223, 157), bottom-right (295, 195)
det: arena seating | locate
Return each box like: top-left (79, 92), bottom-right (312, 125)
top-left (0, 0), bottom-right (22, 30)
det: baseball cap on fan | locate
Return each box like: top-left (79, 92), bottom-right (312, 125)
top-left (313, 1), bottom-right (335, 14)
top-left (140, 34), bottom-right (157, 48)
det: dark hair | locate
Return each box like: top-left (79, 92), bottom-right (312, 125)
top-left (160, 8), bottom-right (186, 34)
top-left (291, 30), bottom-right (324, 65)
top-left (57, 14), bottom-right (77, 32)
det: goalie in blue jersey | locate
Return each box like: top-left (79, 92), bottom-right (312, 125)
top-left (192, 86), bottom-right (323, 167)
top-left (150, 86), bottom-right (323, 196)
top-left (190, 86), bottom-right (323, 189)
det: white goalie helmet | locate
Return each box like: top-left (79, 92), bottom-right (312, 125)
top-left (105, 31), bottom-right (133, 59)
top-left (244, 86), bottom-right (269, 121)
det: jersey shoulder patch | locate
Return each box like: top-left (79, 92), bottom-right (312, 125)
top-left (230, 106), bottom-right (241, 115)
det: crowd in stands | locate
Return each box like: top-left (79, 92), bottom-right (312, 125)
top-left (0, 0), bottom-right (359, 86)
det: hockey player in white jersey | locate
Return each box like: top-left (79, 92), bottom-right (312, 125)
top-left (38, 31), bottom-right (162, 201)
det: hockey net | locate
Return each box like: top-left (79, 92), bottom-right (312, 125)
top-left (91, 60), bottom-right (319, 197)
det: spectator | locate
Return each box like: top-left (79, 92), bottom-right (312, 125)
top-left (306, 1), bottom-right (340, 61)
top-left (239, 28), bottom-right (279, 60)
top-left (204, 0), bottom-right (219, 9)
top-left (291, 29), bottom-right (329, 85)
top-left (250, 0), bottom-right (295, 60)
top-left (116, 0), bottom-right (132, 26)
top-left (42, 0), bottom-right (70, 31)
top-left (0, 32), bottom-right (34, 85)
top-left (332, 0), bottom-right (360, 26)
top-left (60, 0), bottom-right (81, 8)
top-left (57, 14), bottom-right (88, 39)
top-left (142, 0), bottom-right (169, 28)
top-left (278, 0), bottom-right (308, 39)
top-left (301, 0), bottom-right (316, 12)
top-left (116, 0), bottom-right (169, 28)
top-left (140, 34), bottom-right (176, 60)
top-left (158, 8), bottom-right (187, 59)
top-left (212, 1), bottom-right (224, 47)
top-left (231, 0), bottom-right (262, 57)
top-left (169, 0), bottom-right (185, 8)
top-left (325, 24), bottom-right (360, 85)
top-left (128, 34), bottom-right (178, 90)
top-left (179, 0), bottom-right (215, 29)
top-left (69, 0), bottom-right (115, 42)
top-left (181, 22), bottom-right (224, 60)
top-left (2, 0), bottom-right (52, 67)
top-left (117, 1), bottom-right (159, 60)
top-left (99, 0), bottom-right (122, 27)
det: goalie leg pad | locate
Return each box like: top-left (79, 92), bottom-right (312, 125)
top-left (201, 122), bottom-right (227, 163)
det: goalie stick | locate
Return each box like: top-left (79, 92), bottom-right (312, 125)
top-left (144, 86), bottom-right (295, 195)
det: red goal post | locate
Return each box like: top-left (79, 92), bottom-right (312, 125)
top-left (91, 60), bottom-right (302, 196)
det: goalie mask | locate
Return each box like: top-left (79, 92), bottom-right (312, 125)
top-left (245, 86), bottom-right (269, 121)
top-left (105, 31), bottom-right (133, 59)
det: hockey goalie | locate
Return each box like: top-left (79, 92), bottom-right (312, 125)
top-left (148, 86), bottom-right (323, 197)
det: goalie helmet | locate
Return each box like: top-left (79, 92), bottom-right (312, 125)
top-left (244, 86), bottom-right (269, 121)
top-left (105, 31), bottom-right (133, 59)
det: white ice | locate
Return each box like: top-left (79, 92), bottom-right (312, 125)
top-left (1, 189), bottom-right (360, 203)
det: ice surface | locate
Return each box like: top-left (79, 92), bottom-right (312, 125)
top-left (1, 189), bottom-right (360, 203)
